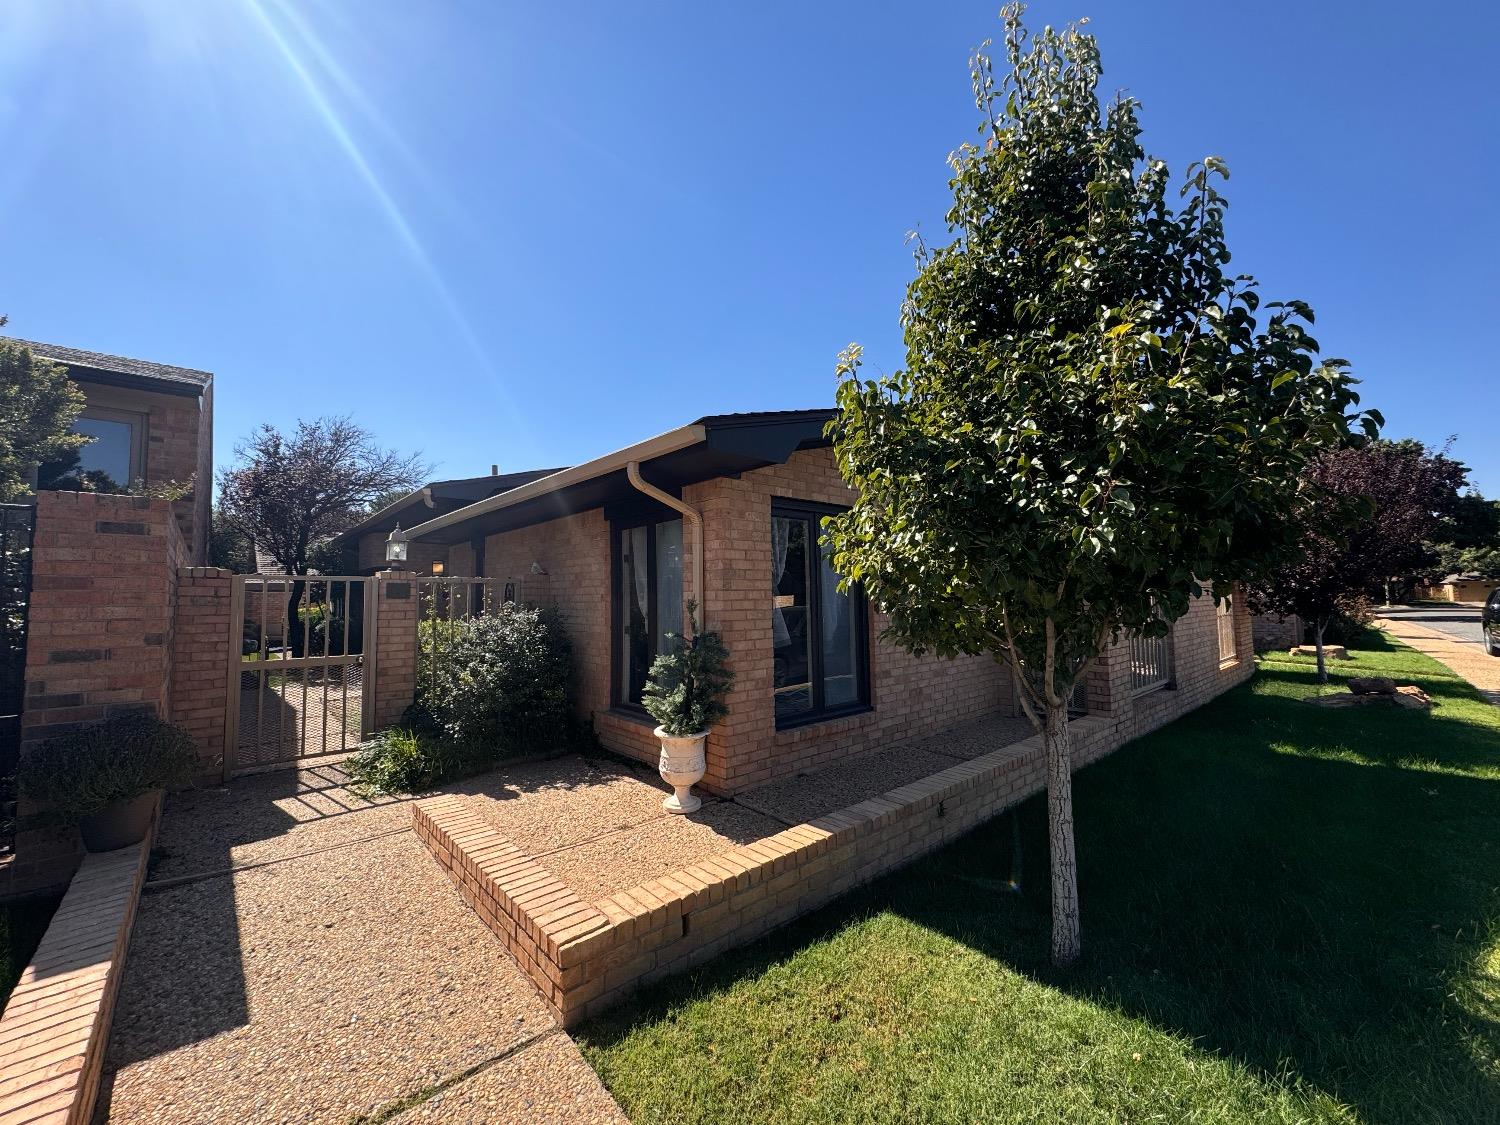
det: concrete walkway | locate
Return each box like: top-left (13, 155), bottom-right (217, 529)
top-left (1377, 613), bottom-right (1500, 707)
top-left (97, 762), bottom-right (627, 1125)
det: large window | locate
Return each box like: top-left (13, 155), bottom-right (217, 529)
top-left (771, 501), bottom-right (868, 726)
top-left (38, 408), bottom-right (147, 493)
top-left (614, 516), bottom-right (683, 707)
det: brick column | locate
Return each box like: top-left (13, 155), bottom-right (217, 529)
top-left (170, 567), bottom-right (233, 779)
top-left (371, 570), bottom-right (419, 730)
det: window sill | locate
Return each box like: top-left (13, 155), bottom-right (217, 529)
top-left (1218, 655), bottom-right (1240, 669)
top-left (774, 704), bottom-right (874, 734)
top-left (1130, 683), bottom-right (1175, 699)
top-left (603, 707), bottom-right (657, 729)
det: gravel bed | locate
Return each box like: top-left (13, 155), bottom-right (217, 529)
top-left (739, 712), bottom-right (1037, 826)
top-left (101, 806), bottom-right (622, 1123)
top-left (537, 799), bottom-right (783, 902)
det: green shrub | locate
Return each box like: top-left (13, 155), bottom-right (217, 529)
top-left (417, 603), bottom-right (575, 755)
top-left (341, 728), bottom-right (487, 796)
top-left (1321, 593), bottom-right (1383, 648)
top-left (18, 714), bottom-right (199, 826)
top-left (641, 604), bottom-right (734, 736)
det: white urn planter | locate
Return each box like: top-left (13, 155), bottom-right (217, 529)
top-left (655, 727), bottom-right (707, 814)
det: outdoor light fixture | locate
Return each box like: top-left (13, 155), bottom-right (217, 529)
top-left (431, 560), bottom-right (445, 575)
top-left (385, 523), bottom-right (408, 564)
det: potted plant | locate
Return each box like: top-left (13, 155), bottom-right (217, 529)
top-left (641, 604), bottom-right (734, 814)
top-left (18, 713), bottom-right (199, 851)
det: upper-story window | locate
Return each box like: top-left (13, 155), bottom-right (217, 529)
top-left (614, 516), bottom-right (683, 707)
top-left (772, 500), bottom-right (869, 727)
top-left (38, 407), bottom-right (147, 493)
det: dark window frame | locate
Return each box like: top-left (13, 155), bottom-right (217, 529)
top-left (771, 498), bottom-right (872, 730)
top-left (609, 507), bottom-right (683, 714)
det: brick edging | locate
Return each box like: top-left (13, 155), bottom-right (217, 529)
top-left (416, 717), bottom-right (1123, 1027)
top-left (0, 795), bottom-right (161, 1125)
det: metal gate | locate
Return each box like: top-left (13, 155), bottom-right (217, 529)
top-left (0, 503), bottom-right (36, 853)
top-left (225, 574), bottom-right (376, 775)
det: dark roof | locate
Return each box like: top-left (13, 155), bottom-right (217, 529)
top-left (407, 409), bottom-right (837, 545)
top-left (2, 336), bottom-right (212, 397)
top-left (330, 467), bottom-right (568, 547)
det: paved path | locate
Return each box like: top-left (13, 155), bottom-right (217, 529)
top-left (1376, 608), bottom-right (1500, 707)
top-left (98, 762), bottom-right (627, 1125)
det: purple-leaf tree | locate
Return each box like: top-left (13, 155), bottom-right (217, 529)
top-left (1247, 439), bottom-right (1467, 681)
top-left (217, 416), bottom-right (427, 635)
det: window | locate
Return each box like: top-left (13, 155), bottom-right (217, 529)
top-left (1216, 593), bottom-right (1238, 663)
top-left (614, 516), bottom-right (683, 707)
top-left (38, 407), bottom-right (147, 493)
top-left (771, 501), bottom-right (869, 726)
top-left (1130, 623), bottom-right (1174, 695)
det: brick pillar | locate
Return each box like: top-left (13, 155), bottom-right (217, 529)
top-left (371, 570), bottom-right (419, 730)
top-left (170, 567), bottom-right (233, 779)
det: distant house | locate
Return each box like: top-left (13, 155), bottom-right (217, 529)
top-left (1418, 573), bottom-right (1499, 604)
top-left (7, 337), bottom-right (213, 564)
top-left (326, 467), bottom-right (565, 575)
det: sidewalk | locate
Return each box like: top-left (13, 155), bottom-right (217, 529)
top-left (1376, 616), bottom-right (1500, 707)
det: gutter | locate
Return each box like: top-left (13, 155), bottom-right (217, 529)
top-left (404, 422), bottom-right (708, 541)
top-left (626, 461), bottom-right (705, 635)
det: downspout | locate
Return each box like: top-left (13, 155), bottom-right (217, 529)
top-left (626, 461), bottom-right (704, 636)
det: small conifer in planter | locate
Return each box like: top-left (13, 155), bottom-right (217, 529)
top-left (641, 603), bottom-right (733, 814)
top-left (18, 714), bottom-right (199, 851)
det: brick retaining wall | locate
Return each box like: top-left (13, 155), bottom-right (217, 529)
top-left (0, 796), bottom-right (158, 1125)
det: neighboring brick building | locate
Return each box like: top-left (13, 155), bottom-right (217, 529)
top-left (4, 337), bottom-right (213, 563)
top-left (403, 410), bottom-right (1255, 796)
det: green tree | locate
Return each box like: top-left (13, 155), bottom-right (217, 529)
top-left (207, 507), bottom-right (257, 573)
top-left (825, 6), bottom-right (1375, 966)
top-left (0, 329), bottom-right (89, 501)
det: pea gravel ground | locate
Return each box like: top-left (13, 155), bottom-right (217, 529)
top-left (98, 712), bottom-right (1038, 1123)
top-left (97, 762), bottom-right (627, 1125)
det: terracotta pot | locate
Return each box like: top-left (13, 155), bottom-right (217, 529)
top-left (655, 727), bottom-right (707, 814)
top-left (79, 790), bottom-right (159, 852)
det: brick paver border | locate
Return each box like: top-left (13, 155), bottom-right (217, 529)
top-left (0, 797), bottom-right (159, 1125)
top-left (416, 716), bottom-right (1127, 1027)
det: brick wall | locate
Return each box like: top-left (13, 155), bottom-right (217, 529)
top-left (169, 568), bottom-right (233, 776)
top-left (357, 531), bottom-right (449, 576)
top-left (1251, 610), bottom-right (1302, 653)
top-left (371, 571), bottom-right (419, 730)
top-left (21, 493), bottom-right (182, 750)
top-left (6, 493), bottom-right (184, 895)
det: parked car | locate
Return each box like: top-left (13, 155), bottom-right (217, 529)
top-left (1484, 589), bottom-right (1500, 656)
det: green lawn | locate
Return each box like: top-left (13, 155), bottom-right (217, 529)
top-left (0, 893), bottom-right (60, 1009)
top-left (579, 638), bottom-right (1500, 1124)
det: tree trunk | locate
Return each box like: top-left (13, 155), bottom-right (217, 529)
top-left (1044, 702), bottom-right (1081, 967)
top-left (1314, 619), bottom-right (1328, 684)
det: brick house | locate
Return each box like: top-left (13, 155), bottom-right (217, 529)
top-left (326, 467), bottom-right (565, 576)
top-left (6, 338), bottom-right (213, 563)
top-left (401, 410), bottom-right (1254, 796)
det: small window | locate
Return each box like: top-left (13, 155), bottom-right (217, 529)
top-left (38, 407), bottom-right (147, 493)
top-left (614, 516), bottom-right (683, 707)
top-left (1216, 593), bottom-right (1237, 663)
top-left (772, 501), bottom-right (869, 726)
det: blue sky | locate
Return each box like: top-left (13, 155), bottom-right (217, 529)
top-left (3, 1), bottom-right (1497, 494)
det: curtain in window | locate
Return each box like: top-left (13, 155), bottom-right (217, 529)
top-left (771, 516), bottom-right (792, 648)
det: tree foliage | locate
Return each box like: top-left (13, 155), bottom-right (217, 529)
top-left (1426, 492), bottom-right (1500, 578)
top-left (0, 333), bottom-right (88, 502)
top-left (208, 506), bottom-right (257, 573)
top-left (824, 6), bottom-right (1375, 964)
top-left (216, 415), bottom-right (426, 576)
top-left (1247, 440), bottom-right (1470, 672)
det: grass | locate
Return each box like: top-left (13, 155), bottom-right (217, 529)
top-left (0, 894), bottom-right (61, 1009)
top-left (579, 637), bottom-right (1500, 1124)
